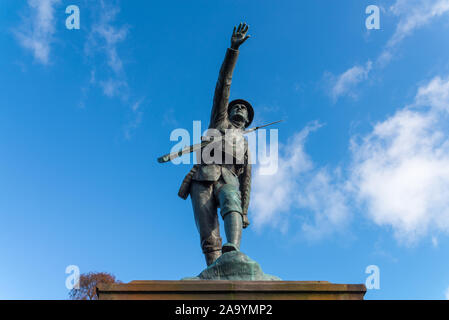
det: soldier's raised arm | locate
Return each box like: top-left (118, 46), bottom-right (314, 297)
top-left (209, 23), bottom-right (250, 129)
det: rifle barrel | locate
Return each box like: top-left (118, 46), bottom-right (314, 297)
top-left (157, 120), bottom-right (284, 163)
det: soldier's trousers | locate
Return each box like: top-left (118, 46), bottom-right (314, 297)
top-left (190, 178), bottom-right (243, 254)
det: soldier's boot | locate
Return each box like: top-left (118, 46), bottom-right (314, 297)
top-left (204, 250), bottom-right (222, 266)
top-left (222, 211), bottom-right (242, 253)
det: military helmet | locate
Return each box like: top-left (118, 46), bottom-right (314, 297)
top-left (227, 99), bottom-right (254, 128)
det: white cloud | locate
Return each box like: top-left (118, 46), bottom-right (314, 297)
top-left (99, 78), bottom-right (128, 98)
top-left (432, 236), bottom-right (438, 247)
top-left (298, 168), bottom-right (350, 240)
top-left (85, 1), bottom-right (129, 98)
top-left (88, 5), bottom-right (129, 74)
top-left (445, 286), bottom-right (449, 299)
top-left (380, 0), bottom-right (449, 65)
top-left (350, 76), bottom-right (449, 243)
top-left (329, 61), bottom-right (372, 101)
top-left (14, 0), bottom-right (61, 64)
top-left (251, 124), bottom-right (315, 230)
top-left (124, 98), bottom-right (145, 140)
top-left (251, 121), bottom-right (350, 239)
top-left (131, 98), bottom-right (143, 112)
top-left (254, 77), bottom-right (449, 244)
top-left (388, 0), bottom-right (449, 46)
top-left (415, 76), bottom-right (449, 113)
top-left (329, 0), bottom-right (449, 101)
top-left (82, 1), bottom-right (144, 138)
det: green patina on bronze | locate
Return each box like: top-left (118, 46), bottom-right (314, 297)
top-left (182, 251), bottom-right (281, 281)
top-left (161, 23), bottom-right (255, 267)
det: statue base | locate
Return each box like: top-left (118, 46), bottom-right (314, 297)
top-left (97, 251), bottom-right (365, 299)
top-left (182, 251), bottom-right (281, 281)
top-left (97, 280), bottom-right (366, 300)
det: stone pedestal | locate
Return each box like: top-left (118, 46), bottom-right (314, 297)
top-left (97, 280), bottom-right (366, 300)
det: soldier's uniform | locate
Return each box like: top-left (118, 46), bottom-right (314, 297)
top-left (180, 47), bottom-right (252, 266)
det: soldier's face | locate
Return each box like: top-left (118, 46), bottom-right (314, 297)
top-left (229, 104), bottom-right (248, 124)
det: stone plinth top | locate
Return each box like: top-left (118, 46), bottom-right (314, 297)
top-left (97, 280), bottom-right (366, 300)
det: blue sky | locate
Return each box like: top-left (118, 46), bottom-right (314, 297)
top-left (1, 0), bottom-right (449, 299)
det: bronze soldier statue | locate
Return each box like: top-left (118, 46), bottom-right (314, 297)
top-left (179, 23), bottom-right (253, 266)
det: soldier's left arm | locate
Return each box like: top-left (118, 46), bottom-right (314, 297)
top-left (240, 148), bottom-right (252, 228)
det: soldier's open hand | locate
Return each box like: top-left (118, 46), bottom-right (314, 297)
top-left (242, 214), bottom-right (250, 229)
top-left (231, 22), bottom-right (250, 50)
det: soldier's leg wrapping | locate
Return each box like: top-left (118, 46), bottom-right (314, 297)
top-left (215, 183), bottom-right (243, 251)
top-left (190, 180), bottom-right (222, 266)
top-left (223, 212), bottom-right (242, 251)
